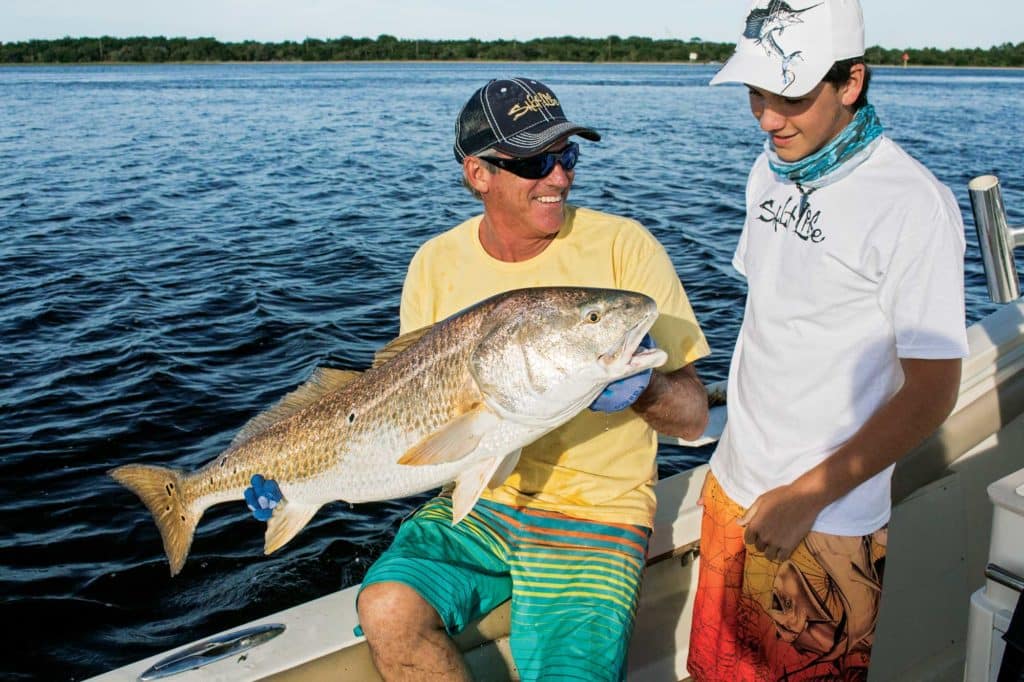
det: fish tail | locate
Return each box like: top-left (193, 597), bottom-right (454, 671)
top-left (109, 464), bottom-right (202, 577)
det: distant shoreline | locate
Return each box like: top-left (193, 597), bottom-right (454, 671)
top-left (3, 36), bottom-right (1021, 68)
top-left (4, 59), bottom-right (1019, 69)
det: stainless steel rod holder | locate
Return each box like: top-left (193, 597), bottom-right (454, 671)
top-left (985, 562), bottom-right (1024, 594)
top-left (969, 175), bottom-right (1024, 303)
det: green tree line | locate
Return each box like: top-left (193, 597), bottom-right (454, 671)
top-left (1, 35), bottom-right (1022, 66)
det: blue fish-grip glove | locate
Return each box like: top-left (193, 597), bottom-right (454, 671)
top-left (244, 474), bottom-right (282, 522)
top-left (589, 333), bottom-right (656, 412)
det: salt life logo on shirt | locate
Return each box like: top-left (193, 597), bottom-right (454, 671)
top-left (756, 191), bottom-right (825, 243)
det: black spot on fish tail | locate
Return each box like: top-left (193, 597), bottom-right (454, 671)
top-left (108, 463), bottom-right (204, 577)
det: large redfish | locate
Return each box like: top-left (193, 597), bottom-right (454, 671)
top-left (110, 287), bottom-right (666, 576)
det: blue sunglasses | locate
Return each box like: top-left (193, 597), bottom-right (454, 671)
top-left (482, 142), bottom-right (580, 179)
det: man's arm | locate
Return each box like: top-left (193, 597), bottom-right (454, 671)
top-left (739, 357), bottom-right (962, 561)
top-left (632, 363), bottom-right (709, 441)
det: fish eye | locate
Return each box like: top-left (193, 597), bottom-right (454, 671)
top-left (583, 309), bottom-right (601, 323)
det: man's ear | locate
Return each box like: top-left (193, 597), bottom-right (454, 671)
top-left (840, 63), bottom-right (866, 107)
top-left (464, 157), bottom-right (492, 195)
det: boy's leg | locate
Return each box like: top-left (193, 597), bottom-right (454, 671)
top-left (687, 472), bottom-right (750, 681)
top-left (687, 473), bottom-right (887, 681)
top-left (739, 527), bottom-right (886, 680)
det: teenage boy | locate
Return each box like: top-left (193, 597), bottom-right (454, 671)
top-left (688, 2), bottom-right (968, 679)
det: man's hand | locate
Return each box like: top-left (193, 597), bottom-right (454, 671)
top-left (737, 483), bottom-right (825, 562)
top-left (244, 474), bottom-right (282, 522)
top-left (590, 334), bottom-right (655, 412)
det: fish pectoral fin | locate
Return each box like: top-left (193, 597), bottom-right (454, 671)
top-left (451, 455), bottom-right (506, 525)
top-left (263, 499), bottom-right (321, 556)
top-left (488, 449), bottom-right (520, 489)
top-left (396, 407), bottom-right (497, 466)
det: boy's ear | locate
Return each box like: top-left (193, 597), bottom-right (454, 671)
top-left (841, 63), bottom-right (866, 107)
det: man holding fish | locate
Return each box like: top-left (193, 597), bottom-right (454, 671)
top-left (348, 78), bottom-right (709, 680)
top-left (110, 75), bottom-right (708, 679)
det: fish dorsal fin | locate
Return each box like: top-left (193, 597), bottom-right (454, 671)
top-left (263, 498), bottom-right (322, 555)
top-left (231, 368), bottom-right (362, 447)
top-left (450, 450), bottom-right (519, 524)
top-left (371, 325), bottom-right (434, 369)
top-left (396, 405), bottom-right (497, 466)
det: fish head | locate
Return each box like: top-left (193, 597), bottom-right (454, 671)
top-left (470, 287), bottom-right (668, 423)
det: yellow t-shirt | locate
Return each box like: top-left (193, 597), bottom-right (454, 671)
top-left (400, 205), bottom-right (710, 527)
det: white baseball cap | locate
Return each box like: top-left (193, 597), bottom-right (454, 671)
top-left (710, 0), bottom-right (865, 97)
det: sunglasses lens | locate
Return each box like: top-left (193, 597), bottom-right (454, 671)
top-left (559, 144), bottom-right (579, 171)
top-left (531, 156), bottom-right (556, 178)
top-left (489, 142), bottom-right (580, 179)
top-left (522, 143), bottom-right (580, 178)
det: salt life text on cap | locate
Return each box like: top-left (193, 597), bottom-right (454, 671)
top-left (454, 77), bottom-right (600, 163)
top-left (709, 0), bottom-right (865, 97)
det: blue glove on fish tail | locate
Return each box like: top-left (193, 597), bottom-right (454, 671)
top-left (589, 333), bottom-right (655, 412)
top-left (244, 474), bottom-right (282, 522)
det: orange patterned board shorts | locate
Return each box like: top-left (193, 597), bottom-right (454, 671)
top-left (687, 473), bottom-right (887, 682)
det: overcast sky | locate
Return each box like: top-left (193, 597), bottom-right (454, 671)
top-left (3, 0), bottom-right (1021, 50)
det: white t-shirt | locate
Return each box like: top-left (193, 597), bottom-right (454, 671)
top-left (710, 136), bottom-right (969, 535)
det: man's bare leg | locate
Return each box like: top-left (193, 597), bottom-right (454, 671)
top-left (357, 581), bottom-right (471, 681)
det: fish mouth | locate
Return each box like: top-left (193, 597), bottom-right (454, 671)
top-left (598, 310), bottom-right (665, 375)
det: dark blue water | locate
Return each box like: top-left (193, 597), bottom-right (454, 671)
top-left (2, 62), bottom-right (1022, 680)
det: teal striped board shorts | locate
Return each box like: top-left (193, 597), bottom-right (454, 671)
top-left (358, 496), bottom-right (650, 682)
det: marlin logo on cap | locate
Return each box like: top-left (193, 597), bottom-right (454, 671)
top-left (744, 0), bottom-right (822, 92)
